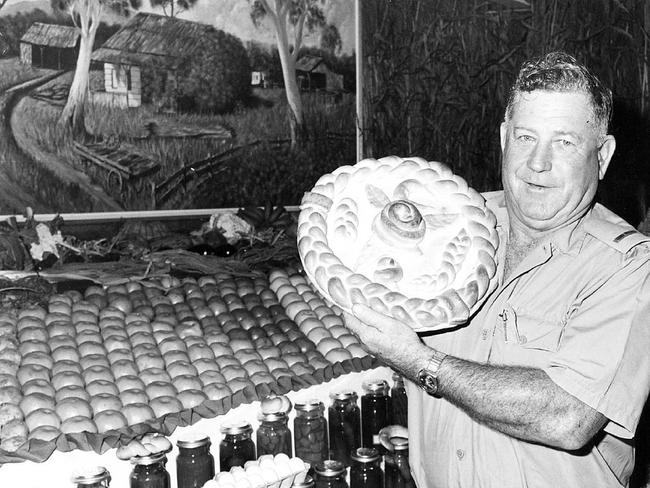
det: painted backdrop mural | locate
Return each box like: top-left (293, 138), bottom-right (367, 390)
top-left (0, 0), bottom-right (356, 214)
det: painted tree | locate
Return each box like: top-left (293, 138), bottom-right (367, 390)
top-left (250, 0), bottom-right (327, 147)
top-left (320, 23), bottom-right (341, 55)
top-left (150, 0), bottom-right (198, 18)
top-left (51, 0), bottom-right (141, 136)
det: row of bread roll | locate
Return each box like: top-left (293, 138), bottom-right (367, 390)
top-left (0, 311), bottom-right (28, 452)
top-left (204, 453), bottom-right (309, 488)
top-left (268, 267), bottom-right (367, 363)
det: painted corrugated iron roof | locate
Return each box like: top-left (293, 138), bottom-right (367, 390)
top-left (296, 55), bottom-right (323, 72)
top-left (92, 12), bottom-right (214, 65)
top-left (20, 23), bottom-right (80, 49)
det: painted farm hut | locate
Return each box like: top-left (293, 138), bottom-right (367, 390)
top-left (20, 23), bottom-right (80, 70)
top-left (91, 12), bottom-right (232, 110)
top-left (295, 55), bottom-right (343, 92)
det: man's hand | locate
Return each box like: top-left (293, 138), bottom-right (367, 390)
top-left (344, 303), bottom-right (431, 379)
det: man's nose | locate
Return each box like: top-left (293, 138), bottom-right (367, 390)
top-left (527, 143), bottom-right (552, 172)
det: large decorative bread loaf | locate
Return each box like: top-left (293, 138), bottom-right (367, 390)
top-left (298, 156), bottom-right (499, 331)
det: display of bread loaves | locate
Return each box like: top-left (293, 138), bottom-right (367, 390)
top-left (0, 267), bottom-right (376, 463)
top-left (298, 156), bottom-right (500, 331)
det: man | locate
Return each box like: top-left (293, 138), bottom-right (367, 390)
top-left (345, 52), bottom-right (650, 487)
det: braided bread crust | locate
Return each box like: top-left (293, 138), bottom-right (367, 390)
top-left (298, 156), bottom-right (499, 331)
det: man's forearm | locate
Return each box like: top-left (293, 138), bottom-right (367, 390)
top-left (400, 350), bottom-right (605, 450)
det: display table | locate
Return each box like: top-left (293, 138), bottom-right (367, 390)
top-left (0, 367), bottom-right (393, 488)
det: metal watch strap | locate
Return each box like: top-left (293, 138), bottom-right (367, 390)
top-left (417, 350), bottom-right (447, 397)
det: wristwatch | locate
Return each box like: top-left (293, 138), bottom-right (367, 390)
top-left (417, 350), bottom-right (447, 397)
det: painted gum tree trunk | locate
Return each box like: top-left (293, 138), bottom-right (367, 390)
top-left (58, 1), bottom-right (102, 137)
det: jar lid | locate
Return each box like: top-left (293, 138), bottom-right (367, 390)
top-left (71, 466), bottom-right (111, 484)
top-left (329, 390), bottom-right (358, 401)
top-left (314, 459), bottom-right (346, 477)
top-left (258, 411), bottom-right (288, 422)
top-left (350, 447), bottom-right (380, 463)
top-left (130, 452), bottom-right (167, 465)
top-left (177, 432), bottom-right (210, 449)
top-left (362, 379), bottom-right (389, 395)
top-left (292, 475), bottom-right (315, 487)
top-left (392, 436), bottom-right (409, 450)
top-left (294, 399), bottom-right (324, 412)
top-left (220, 419), bottom-right (253, 435)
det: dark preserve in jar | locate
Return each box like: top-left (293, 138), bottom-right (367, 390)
top-left (130, 453), bottom-right (170, 488)
top-left (257, 411), bottom-right (292, 456)
top-left (313, 460), bottom-right (349, 488)
top-left (219, 420), bottom-right (256, 471)
top-left (390, 372), bottom-right (408, 428)
top-left (328, 390), bottom-right (361, 466)
top-left (349, 447), bottom-right (383, 488)
top-left (294, 399), bottom-right (328, 468)
top-left (72, 466), bottom-right (111, 488)
top-left (361, 379), bottom-right (391, 452)
top-left (176, 433), bottom-right (215, 488)
top-left (384, 436), bottom-right (415, 488)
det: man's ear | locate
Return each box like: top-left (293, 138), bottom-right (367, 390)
top-left (597, 135), bottom-right (616, 180)
top-left (500, 122), bottom-right (507, 152)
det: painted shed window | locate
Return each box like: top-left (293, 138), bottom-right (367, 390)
top-left (111, 65), bottom-right (131, 90)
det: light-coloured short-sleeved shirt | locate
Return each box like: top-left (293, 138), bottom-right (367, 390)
top-left (407, 191), bottom-right (650, 488)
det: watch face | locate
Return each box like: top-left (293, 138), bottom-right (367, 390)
top-left (418, 370), bottom-right (438, 395)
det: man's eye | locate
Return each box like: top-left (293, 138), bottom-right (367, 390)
top-left (559, 139), bottom-right (575, 147)
top-left (516, 134), bottom-right (534, 142)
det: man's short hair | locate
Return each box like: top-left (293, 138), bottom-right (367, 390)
top-left (504, 52), bottom-right (613, 137)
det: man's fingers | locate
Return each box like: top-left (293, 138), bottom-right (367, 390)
top-left (352, 303), bottom-right (400, 330)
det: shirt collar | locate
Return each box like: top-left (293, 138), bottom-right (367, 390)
top-left (484, 190), bottom-right (589, 256)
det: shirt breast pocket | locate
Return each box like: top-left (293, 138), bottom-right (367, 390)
top-left (512, 308), bottom-right (565, 353)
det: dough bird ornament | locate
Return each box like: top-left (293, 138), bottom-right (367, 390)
top-left (298, 156), bottom-right (500, 331)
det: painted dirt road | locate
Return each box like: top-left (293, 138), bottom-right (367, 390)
top-left (0, 72), bottom-right (122, 214)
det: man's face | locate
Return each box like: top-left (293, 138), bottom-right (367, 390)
top-left (500, 90), bottom-right (615, 234)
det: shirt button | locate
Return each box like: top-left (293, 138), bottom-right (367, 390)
top-left (481, 329), bottom-right (489, 340)
top-left (519, 335), bottom-right (527, 344)
top-left (456, 449), bottom-right (465, 460)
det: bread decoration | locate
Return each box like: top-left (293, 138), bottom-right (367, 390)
top-left (298, 156), bottom-right (499, 331)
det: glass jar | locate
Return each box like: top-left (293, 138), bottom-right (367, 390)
top-left (176, 433), bottom-right (215, 488)
top-left (292, 475), bottom-right (315, 487)
top-left (72, 466), bottom-right (111, 488)
top-left (219, 420), bottom-right (256, 471)
top-left (294, 399), bottom-right (329, 468)
top-left (328, 390), bottom-right (361, 466)
top-left (384, 437), bottom-right (415, 488)
top-left (313, 460), bottom-right (348, 488)
top-left (390, 372), bottom-right (408, 428)
top-left (130, 453), bottom-right (170, 488)
top-left (361, 379), bottom-right (391, 452)
top-left (257, 410), bottom-right (292, 456)
top-left (349, 447), bottom-right (383, 488)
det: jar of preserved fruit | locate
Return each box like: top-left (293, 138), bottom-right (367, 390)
top-left (390, 372), bottom-right (408, 428)
top-left (257, 410), bottom-right (292, 456)
top-left (176, 433), bottom-right (215, 488)
top-left (219, 420), bottom-right (256, 471)
top-left (129, 453), bottom-right (170, 488)
top-left (349, 447), bottom-right (383, 488)
top-left (384, 436), bottom-right (415, 488)
top-left (328, 390), bottom-right (361, 466)
top-left (313, 460), bottom-right (348, 488)
top-left (294, 399), bottom-right (328, 468)
top-left (292, 475), bottom-right (315, 487)
top-left (72, 466), bottom-right (111, 488)
top-left (361, 379), bottom-right (391, 452)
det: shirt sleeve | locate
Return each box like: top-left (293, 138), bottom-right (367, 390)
top-left (544, 255), bottom-right (650, 438)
